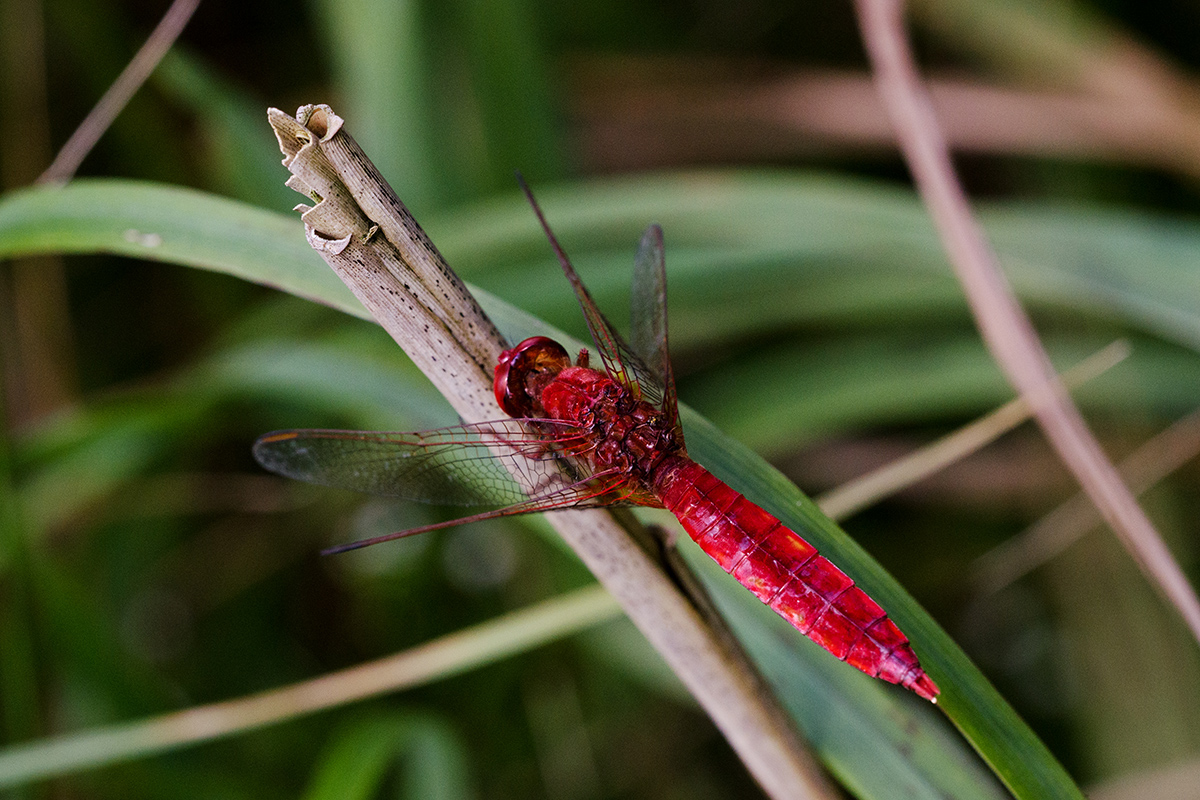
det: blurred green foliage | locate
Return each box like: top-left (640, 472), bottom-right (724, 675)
top-left (3, 0), bottom-right (1200, 798)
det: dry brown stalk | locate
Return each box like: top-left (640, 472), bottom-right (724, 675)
top-left (267, 104), bottom-right (833, 800)
top-left (854, 0), bottom-right (1200, 646)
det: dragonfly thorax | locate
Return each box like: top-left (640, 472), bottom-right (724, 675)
top-left (494, 337), bottom-right (683, 484)
top-left (541, 366), bottom-right (684, 482)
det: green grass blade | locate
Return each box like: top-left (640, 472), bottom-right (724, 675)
top-left (301, 713), bottom-right (474, 800)
top-left (455, 0), bottom-right (565, 191)
top-left (681, 413), bottom-right (1083, 798)
top-left (151, 48), bottom-right (301, 211)
top-left (0, 180), bottom-right (360, 318)
top-left (684, 536), bottom-right (1008, 800)
top-left (312, 0), bottom-right (441, 208)
top-left (0, 175), bottom-right (1111, 797)
top-left (423, 172), bottom-right (1200, 356)
top-left (0, 393), bottom-right (40, 800)
top-left (7, 175), bottom-right (1200, 360)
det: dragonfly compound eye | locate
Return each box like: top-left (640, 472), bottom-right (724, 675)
top-left (494, 336), bottom-right (571, 417)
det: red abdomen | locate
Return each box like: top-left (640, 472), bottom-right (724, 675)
top-left (653, 457), bottom-right (938, 701)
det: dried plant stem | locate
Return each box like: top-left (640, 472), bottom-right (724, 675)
top-left (975, 407), bottom-right (1200, 594)
top-left (817, 340), bottom-right (1128, 521)
top-left (37, 0), bottom-right (202, 184)
top-left (909, 0), bottom-right (1200, 179)
top-left (2, 0), bottom-right (78, 426)
top-left (573, 62), bottom-right (1200, 175)
top-left (267, 105), bottom-right (832, 800)
top-left (854, 0), bottom-right (1200, 644)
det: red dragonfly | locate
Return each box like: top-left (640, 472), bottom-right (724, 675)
top-left (254, 187), bottom-right (939, 702)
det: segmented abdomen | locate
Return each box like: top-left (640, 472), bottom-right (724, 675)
top-left (653, 456), bottom-right (938, 701)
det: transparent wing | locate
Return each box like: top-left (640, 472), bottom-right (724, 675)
top-left (254, 419), bottom-right (663, 553)
top-left (518, 177), bottom-right (669, 412)
top-left (630, 223), bottom-right (680, 435)
top-left (320, 467), bottom-right (646, 554)
top-left (253, 419), bottom-right (598, 507)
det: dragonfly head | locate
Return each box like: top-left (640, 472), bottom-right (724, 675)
top-left (495, 336), bottom-right (572, 418)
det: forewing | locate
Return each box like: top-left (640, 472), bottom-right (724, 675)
top-left (517, 177), bottom-right (663, 406)
top-left (630, 224), bottom-right (680, 432)
top-left (253, 420), bottom-right (591, 507)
